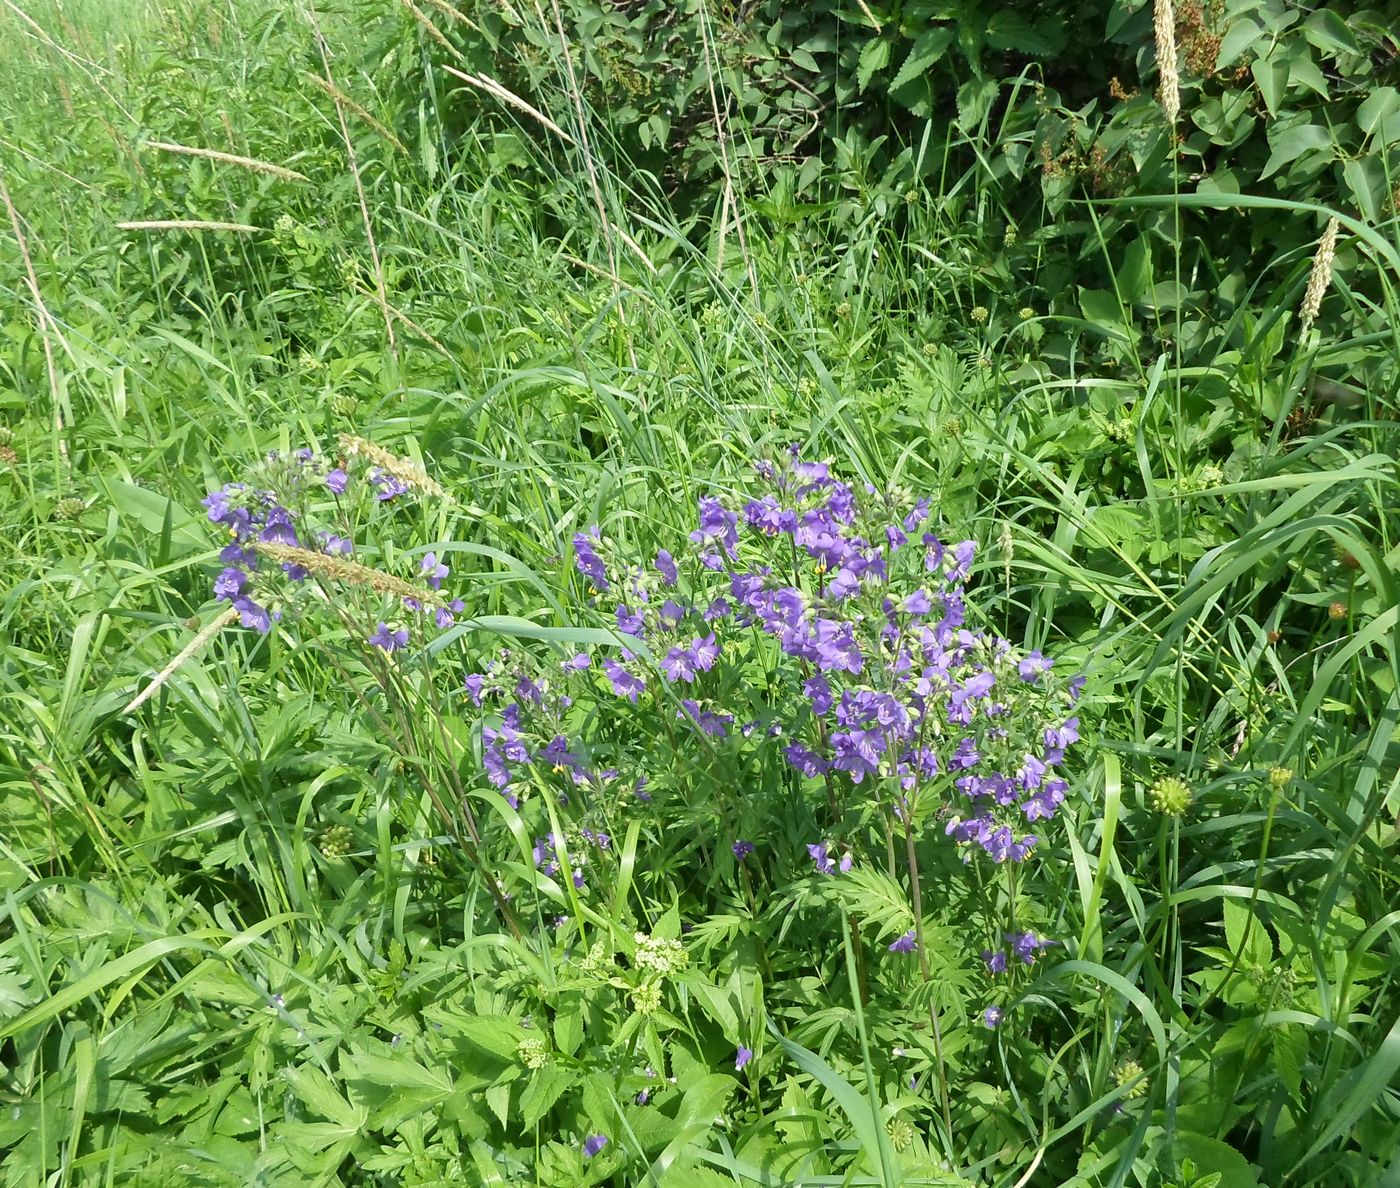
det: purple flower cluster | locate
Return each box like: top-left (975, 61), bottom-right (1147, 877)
top-left (203, 448), bottom-right (464, 648)
top-left (463, 450), bottom-right (1083, 987)
top-left (561, 446), bottom-right (1083, 867)
top-left (982, 930), bottom-right (1057, 974)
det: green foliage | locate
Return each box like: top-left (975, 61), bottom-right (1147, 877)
top-left (1, 0), bottom-right (1398, 1184)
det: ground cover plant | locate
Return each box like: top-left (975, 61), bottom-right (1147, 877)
top-left (1, 0), bottom-right (1398, 1185)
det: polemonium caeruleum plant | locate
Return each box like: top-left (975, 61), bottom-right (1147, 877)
top-left (201, 439), bottom-right (1088, 1172)
top-left (460, 446), bottom-right (1086, 1143)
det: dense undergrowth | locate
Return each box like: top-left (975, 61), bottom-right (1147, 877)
top-left (1, 0), bottom-right (1398, 1185)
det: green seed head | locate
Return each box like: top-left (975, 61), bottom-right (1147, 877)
top-left (1149, 775), bottom-right (1193, 817)
top-left (886, 1116), bottom-right (916, 1152)
top-left (1113, 1059), bottom-right (1148, 1099)
top-left (52, 497), bottom-right (87, 522)
top-left (1267, 766), bottom-right (1293, 791)
top-left (329, 393), bottom-right (359, 418)
top-left (319, 824), bottom-right (353, 859)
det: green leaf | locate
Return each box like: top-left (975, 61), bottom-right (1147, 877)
top-left (890, 28), bottom-right (954, 91)
top-left (1260, 122), bottom-right (1332, 180)
top-left (1357, 87), bottom-right (1400, 139)
top-left (857, 38), bottom-right (891, 92)
top-left (1171, 1132), bottom-right (1262, 1188)
top-left (283, 1066), bottom-right (362, 1130)
top-left (956, 76), bottom-right (999, 130)
top-left (986, 11), bottom-right (1064, 55)
top-left (520, 1064), bottom-right (573, 1128)
top-left (1301, 8), bottom-right (1360, 57)
top-left (1251, 53), bottom-right (1290, 116)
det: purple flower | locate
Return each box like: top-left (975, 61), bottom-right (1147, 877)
top-left (213, 567), bottom-right (248, 600)
top-left (603, 659), bottom-right (645, 702)
top-left (888, 930), bottom-right (917, 954)
top-left (1017, 650), bottom-right (1053, 682)
top-left (655, 549), bottom-right (678, 586)
top-left (808, 842), bottom-right (835, 875)
top-left (564, 653), bottom-right (591, 670)
top-left (901, 589), bottom-right (932, 615)
top-left (735, 1046), bottom-right (753, 1071)
top-left (983, 1006), bottom-right (1003, 1029)
top-left (784, 742), bottom-right (828, 777)
top-left (573, 530), bottom-right (609, 590)
top-left (434, 599), bottom-right (464, 629)
top-left (678, 699), bottom-right (733, 736)
top-left (616, 605), bottom-right (645, 637)
top-left (661, 644), bottom-right (699, 682)
top-left (257, 507), bottom-right (298, 548)
top-left (1008, 931), bottom-right (1054, 965)
top-left (732, 840), bottom-right (754, 859)
top-left (583, 1134), bottom-right (608, 1158)
top-left (370, 469), bottom-right (410, 501)
top-left (692, 632), bottom-right (719, 672)
top-left (369, 622), bottom-right (409, 652)
top-left (983, 948), bottom-right (1008, 975)
top-left (1068, 674), bottom-right (1086, 702)
top-left (464, 673), bottom-right (486, 705)
top-left (325, 468), bottom-right (348, 494)
top-left (419, 552), bottom-right (449, 589)
top-left (690, 496), bottom-right (738, 558)
top-left (232, 596), bottom-right (272, 634)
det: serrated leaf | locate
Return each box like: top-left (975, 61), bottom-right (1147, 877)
top-left (890, 28), bottom-right (954, 91)
top-left (1272, 1025), bottom-right (1305, 1103)
top-left (857, 37), bottom-right (891, 92)
top-left (986, 11), bottom-right (1064, 55)
top-left (520, 1064), bottom-right (573, 1128)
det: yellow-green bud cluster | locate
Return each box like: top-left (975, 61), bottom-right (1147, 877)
top-left (319, 824), bottom-right (353, 859)
top-left (1149, 775), bottom-right (1192, 817)
top-left (631, 979), bottom-right (663, 1016)
top-left (580, 940), bottom-right (611, 977)
top-left (886, 1116), bottom-right (916, 1152)
top-left (517, 1036), bottom-right (550, 1069)
top-left (1113, 1059), bottom-right (1148, 1099)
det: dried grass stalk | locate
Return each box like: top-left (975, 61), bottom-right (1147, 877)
top-left (441, 65), bottom-right (575, 144)
top-left (1153, 0), bottom-right (1180, 124)
top-left (251, 541), bottom-right (441, 605)
top-left (145, 140), bottom-right (308, 181)
top-left (123, 607), bottom-right (239, 714)
top-left (117, 219), bottom-right (261, 233)
top-left (1299, 217), bottom-right (1340, 334)
top-left (301, 73), bottom-right (408, 155)
top-left (338, 434), bottom-right (448, 500)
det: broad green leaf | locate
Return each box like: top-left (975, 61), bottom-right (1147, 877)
top-left (890, 28), bottom-right (954, 91)
top-left (857, 38), bottom-right (890, 92)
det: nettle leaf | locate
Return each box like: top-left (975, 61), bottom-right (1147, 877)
top-left (857, 37), bottom-right (891, 92)
top-left (890, 27), bottom-right (954, 91)
top-left (986, 11), bottom-right (1065, 56)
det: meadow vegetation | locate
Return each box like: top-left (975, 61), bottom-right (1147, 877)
top-left (1, 0), bottom-right (1398, 1184)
